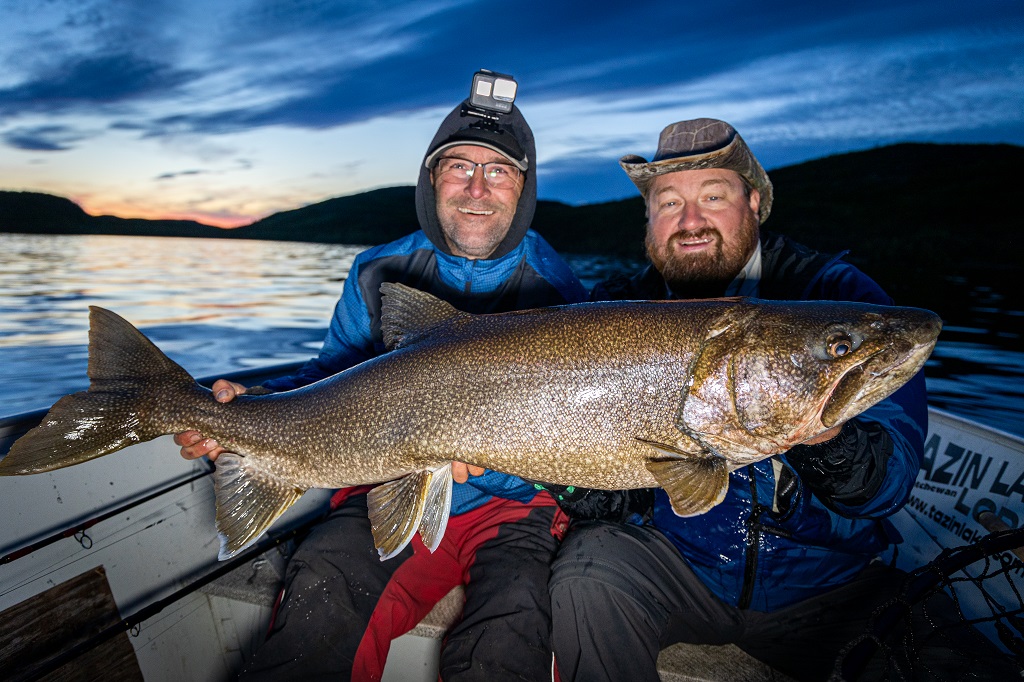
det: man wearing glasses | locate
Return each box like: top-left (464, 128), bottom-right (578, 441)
top-left (176, 92), bottom-right (585, 680)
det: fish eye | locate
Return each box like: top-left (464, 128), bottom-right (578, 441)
top-left (827, 333), bottom-right (854, 358)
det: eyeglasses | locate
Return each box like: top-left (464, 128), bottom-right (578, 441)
top-left (434, 156), bottom-right (522, 190)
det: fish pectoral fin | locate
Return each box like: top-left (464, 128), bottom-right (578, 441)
top-left (367, 467), bottom-right (441, 561)
top-left (640, 440), bottom-right (729, 518)
top-left (417, 464), bottom-right (453, 553)
top-left (213, 453), bottom-right (305, 561)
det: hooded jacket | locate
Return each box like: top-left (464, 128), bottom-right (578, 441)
top-left (417, 102), bottom-right (538, 261)
top-left (262, 100), bottom-right (586, 514)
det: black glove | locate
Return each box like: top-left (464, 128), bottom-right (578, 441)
top-left (536, 483), bottom-right (655, 522)
top-left (786, 420), bottom-right (893, 511)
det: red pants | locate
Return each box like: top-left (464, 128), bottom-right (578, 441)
top-left (240, 490), bottom-right (566, 682)
top-left (354, 492), bottom-right (567, 680)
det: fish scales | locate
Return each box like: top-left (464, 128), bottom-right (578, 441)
top-left (355, 300), bottom-right (720, 488)
top-left (186, 302), bottom-right (696, 489)
top-left (169, 300), bottom-right (716, 489)
top-left (0, 283), bottom-right (941, 560)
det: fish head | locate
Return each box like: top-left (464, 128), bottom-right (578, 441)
top-left (679, 299), bottom-right (941, 461)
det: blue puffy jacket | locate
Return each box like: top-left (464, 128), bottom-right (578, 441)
top-left (262, 229), bottom-right (586, 513)
top-left (591, 232), bottom-right (928, 611)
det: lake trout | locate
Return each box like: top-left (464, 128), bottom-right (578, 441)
top-left (0, 283), bottom-right (940, 561)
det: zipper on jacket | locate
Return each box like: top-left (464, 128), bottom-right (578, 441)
top-left (737, 462), bottom-right (798, 606)
top-left (738, 466), bottom-right (795, 609)
top-left (738, 466), bottom-right (762, 609)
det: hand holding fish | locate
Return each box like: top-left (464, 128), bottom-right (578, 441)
top-left (173, 378), bottom-right (488, 481)
top-left (174, 379), bottom-right (248, 461)
top-left (452, 462), bottom-right (485, 483)
top-left (799, 423), bottom-right (844, 445)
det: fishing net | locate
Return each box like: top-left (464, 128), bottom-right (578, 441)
top-left (832, 527), bottom-right (1024, 681)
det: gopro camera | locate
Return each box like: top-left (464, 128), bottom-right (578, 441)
top-left (463, 69), bottom-right (518, 121)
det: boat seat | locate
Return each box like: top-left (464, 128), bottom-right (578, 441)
top-left (407, 586), bottom-right (794, 682)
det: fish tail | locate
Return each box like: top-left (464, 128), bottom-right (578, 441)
top-left (0, 306), bottom-right (195, 475)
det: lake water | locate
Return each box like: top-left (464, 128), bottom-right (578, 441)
top-left (1, 232), bottom-right (1022, 437)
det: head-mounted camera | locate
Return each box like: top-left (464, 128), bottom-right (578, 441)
top-left (462, 69), bottom-right (518, 121)
top-left (424, 69), bottom-right (528, 171)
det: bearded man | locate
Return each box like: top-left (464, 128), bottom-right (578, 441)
top-left (547, 118), bottom-right (939, 681)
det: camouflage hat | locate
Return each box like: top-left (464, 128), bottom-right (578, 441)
top-left (620, 118), bottom-right (773, 223)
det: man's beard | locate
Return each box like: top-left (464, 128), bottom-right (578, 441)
top-left (646, 210), bottom-right (759, 299)
top-left (437, 196), bottom-right (515, 258)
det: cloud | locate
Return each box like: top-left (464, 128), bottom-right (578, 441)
top-left (2, 124), bottom-right (94, 151)
top-left (521, 12), bottom-right (1024, 204)
top-left (0, 53), bottom-right (198, 116)
top-left (0, 0), bottom-right (1021, 223)
top-left (229, 0), bottom-right (469, 40)
top-left (153, 157), bottom-right (253, 182)
top-left (5, 0), bottom-right (1018, 147)
top-left (155, 169), bottom-right (206, 181)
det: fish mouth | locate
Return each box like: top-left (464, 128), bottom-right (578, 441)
top-left (820, 332), bottom-right (938, 427)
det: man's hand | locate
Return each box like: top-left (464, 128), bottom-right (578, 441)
top-left (173, 379), bottom-right (247, 462)
top-left (801, 423), bottom-right (844, 445)
top-left (452, 461), bottom-right (485, 483)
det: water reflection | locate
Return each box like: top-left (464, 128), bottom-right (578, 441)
top-left (1, 233), bottom-right (1021, 437)
top-left (0, 233), bottom-right (358, 345)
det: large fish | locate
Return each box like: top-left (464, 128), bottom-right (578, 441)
top-left (0, 284), bottom-right (940, 561)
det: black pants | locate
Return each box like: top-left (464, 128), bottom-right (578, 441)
top-left (240, 494), bottom-right (559, 681)
top-left (549, 521), bottom-right (1014, 682)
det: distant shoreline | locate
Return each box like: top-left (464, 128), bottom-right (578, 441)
top-left (3, 142), bottom-right (1021, 321)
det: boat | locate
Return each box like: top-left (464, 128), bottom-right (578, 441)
top-left (1, 364), bottom-right (1021, 681)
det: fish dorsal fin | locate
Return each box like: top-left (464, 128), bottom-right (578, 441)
top-left (380, 282), bottom-right (467, 351)
top-left (213, 453), bottom-right (305, 560)
top-left (639, 439), bottom-right (730, 517)
top-left (367, 463), bottom-right (452, 560)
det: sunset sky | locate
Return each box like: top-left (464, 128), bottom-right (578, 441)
top-left (1, 0), bottom-right (1021, 227)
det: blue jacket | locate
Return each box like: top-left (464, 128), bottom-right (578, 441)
top-left (593, 233), bottom-right (928, 611)
top-left (262, 229), bottom-right (586, 514)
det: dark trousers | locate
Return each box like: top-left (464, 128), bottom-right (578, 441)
top-left (240, 493), bottom-right (559, 681)
top-left (549, 521), bottom-right (1012, 682)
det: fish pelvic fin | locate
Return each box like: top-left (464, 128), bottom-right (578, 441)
top-left (379, 282), bottom-right (468, 351)
top-left (367, 464), bottom-right (453, 561)
top-left (214, 453), bottom-right (305, 560)
top-left (0, 306), bottom-right (195, 476)
top-left (418, 464), bottom-right (453, 553)
top-left (640, 439), bottom-right (730, 517)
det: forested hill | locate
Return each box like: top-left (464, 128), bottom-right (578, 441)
top-left (2, 142), bottom-right (1020, 313)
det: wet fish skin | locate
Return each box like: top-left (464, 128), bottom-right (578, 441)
top-left (0, 284), bottom-right (941, 561)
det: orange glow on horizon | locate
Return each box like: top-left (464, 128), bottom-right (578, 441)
top-left (73, 196), bottom-right (258, 229)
